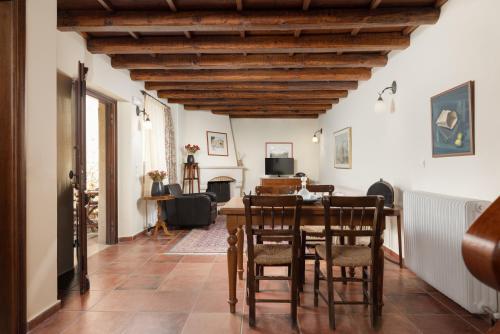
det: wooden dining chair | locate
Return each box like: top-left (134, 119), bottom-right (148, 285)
top-left (255, 185), bottom-right (296, 195)
top-left (243, 195), bottom-right (303, 327)
top-left (297, 184), bottom-right (335, 290)
top-left (314, 195), bottom-right (384, 330)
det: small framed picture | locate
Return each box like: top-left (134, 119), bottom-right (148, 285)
top-left (431, 81), bottom-right (475, 158)
top-left (334, 127), bottom-right (352, 169)
top-left (206, 131), bottom-right (229, 156)
top-left (265, 142), bottom-right (293, 158)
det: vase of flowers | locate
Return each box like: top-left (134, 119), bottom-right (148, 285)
top-left (185, 144), bottom-right (200, 164)
top-left (148, 170), bottom-right (167, 196)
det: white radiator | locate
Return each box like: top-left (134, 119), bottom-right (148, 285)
top-left (403, 190), bottom-right (497, 313)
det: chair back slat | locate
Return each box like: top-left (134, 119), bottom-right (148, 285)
top-left (295, 184), bottom-right (335, 196)
top-left (244, 195), bottom-right (303, 265)
top-left (322, 196), bottom-right (384, 265)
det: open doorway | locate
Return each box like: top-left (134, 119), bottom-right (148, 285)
top-left (56, 72), bottom-right (118, 293)
top-left (84, 90), bottom-right (118, 256)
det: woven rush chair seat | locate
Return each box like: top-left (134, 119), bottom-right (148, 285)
top-left (254, 244), bottom-right (293, 265)
top-left (316, 244), bottom-right (372, 267)
top-left (301, 225), bottom-right (324, 234)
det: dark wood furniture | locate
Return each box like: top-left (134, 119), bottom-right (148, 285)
top-left (142, 195), bottom-right (175, 238)
top-left (297, 184), bottom-right (335, 290)
top-left (182, 163), bottom-right (200, 194)
top-left (260, 177), bottom-right (303, 189)
top-left (220, 197), bottom-right (399, 314)
top-left (255, 185), bottom-right (296, 195)
top-left (243, 195), bottom-right (303, 327)
top-left (314, 196), bottom-right (384, 329)
top-left (462, 197), bottom-right (500, 330)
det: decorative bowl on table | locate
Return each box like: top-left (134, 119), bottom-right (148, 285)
top-left (301, 193), bottom-right (321, 204)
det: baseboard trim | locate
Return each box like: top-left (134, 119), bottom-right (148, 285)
top-left (27, 300), bottom-right (61, 331)
top-left (118, 228), bottom-right (148, 242)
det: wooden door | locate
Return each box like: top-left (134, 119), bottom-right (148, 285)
top-left (75, 62), bottom-right (90, 293)
top-left (57, 73), bottom-right (75, 283)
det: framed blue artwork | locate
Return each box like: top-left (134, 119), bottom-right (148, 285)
top-left (431, 81), bottom-right (475, 157)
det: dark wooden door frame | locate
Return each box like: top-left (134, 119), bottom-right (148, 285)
top-left (0, 0), bottom-right (26, 333)
top-left (86, 89), bottom-right (118, 245)
top-left (75, 62), bottom-right (90, 294)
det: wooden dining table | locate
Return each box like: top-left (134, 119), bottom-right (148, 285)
top-left (219, 196), bottom-right (402, 313)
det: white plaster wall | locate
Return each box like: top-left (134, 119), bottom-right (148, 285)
top-left (318, 0), bottom-right (500, 252)
top-left (56, 31), bottom-right (183, 239)
top-left (27, 25), bottom-right (182, 319)
top-left (26, 0), bottom-right (58, 321)
top-left (178, 108), bottom-right (238, 167)
top-left (231, 118), bottom-right (320, 194)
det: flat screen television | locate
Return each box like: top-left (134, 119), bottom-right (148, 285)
top-left (265, 158), bottom-right (294, 176)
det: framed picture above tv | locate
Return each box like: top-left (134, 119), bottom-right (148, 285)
top-left (206, 131), bottom-right (229, 156)
top-left (265, 142), bottom-right (293, 158)
top-left (431, 81), bottom-right (475, 158)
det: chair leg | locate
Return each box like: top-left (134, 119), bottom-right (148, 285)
top-left (340, 267), bottom-right (347, 284)
top-left (326, 260), bottom-right (336, 330)
top-left (255, 264), bottom-right (260, 292)
top-left (313, 254), bottom-right (320, 307)
top-left (339, 236), bottom-right (347, 284)
top-left (290, 262), bottom-right (298, 326)
top-left (370, 264), bottom-right (380, 328)
top-left (248, 262), bottom-right (256, 327)
top-left (299, 231), bottom-right (307, 292)
top-left (362, 266), bottom-right (368, 305)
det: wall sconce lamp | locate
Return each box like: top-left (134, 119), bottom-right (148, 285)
top-left (374, 81), bottom-right (397, 113)
top-left (132, 96), bottom-right (152, 130)
top-left (312, 128), bottom-right (322, 143)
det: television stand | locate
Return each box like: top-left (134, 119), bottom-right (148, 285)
top-left (260, 176), bottom-right (308, 189)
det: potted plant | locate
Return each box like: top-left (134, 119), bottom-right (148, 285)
top-left (185, 144), bottom-right (200, 164)
top-left (148, 170), bottom-right (167, 196)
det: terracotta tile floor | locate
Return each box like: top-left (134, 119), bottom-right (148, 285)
top-left (31, 228), bottom-right (493, 334)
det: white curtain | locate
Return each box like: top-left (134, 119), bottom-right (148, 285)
top-left (142, 95), bottom-right (167, 196)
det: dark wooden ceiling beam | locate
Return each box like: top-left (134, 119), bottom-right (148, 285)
top-left (87, 33), bottom-right (409, 54)
top-left (213, 110), bottom-right (324, 115)
top-left (111, 53), bottom-right (387, 69)
top-left (145, 81), bottom-right (358, 91)
top-left (96, 0), bottom-right (113, 11)
top-left (184, 104), bottom-right (331, 111)
top-left (158, 90), bottom-right (348, 99)
top-left (58, 8), bottom-right (439, 33)
top-left (164, 0), bottom-right (177, 12)
top-left (131, 68), bottom-right (371, 82)
top-left (167, 98), bottom-right (338, 105)
top-left (228, 114), bottom-right (319, 119)
top-left (352, 0), bottom-right (383, 36)
top-left (95, 0), bottom-right (141, 41)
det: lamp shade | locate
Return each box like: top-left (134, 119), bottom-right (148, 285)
top-left (143, 118), bottom-right (153, 130)
top-left (374, 97), bottom-right (386, 113)
top-left (312, 135), bottom-right (319, 143)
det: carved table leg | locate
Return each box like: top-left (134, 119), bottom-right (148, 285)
top-left (237, 226), bottom-right (244, 280)
top-left (227, 227), bottom-right (238, 313)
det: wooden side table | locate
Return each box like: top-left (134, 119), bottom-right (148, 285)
top-left (182, 163), bottom-right (200, 194)
top-left (142, 195), bottom-right (175, 238)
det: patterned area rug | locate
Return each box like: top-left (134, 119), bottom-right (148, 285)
top-left (167, 216), bottom-right (230, 254)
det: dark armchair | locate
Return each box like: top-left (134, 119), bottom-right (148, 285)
top-left (163, 183), bottom-right (217, 228)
